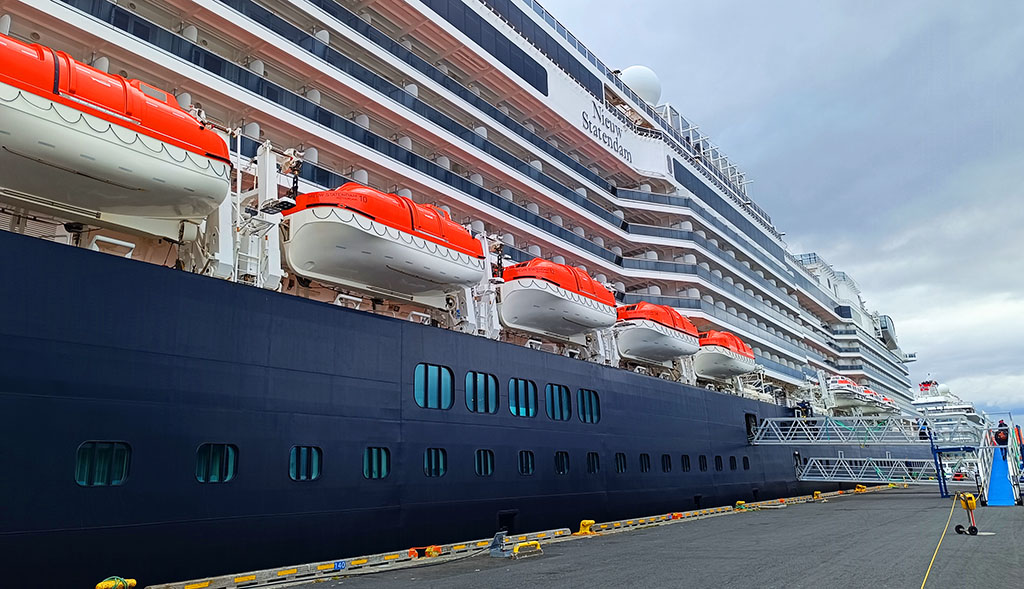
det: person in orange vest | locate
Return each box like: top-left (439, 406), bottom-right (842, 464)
top-left (994, 420), bottom-right (1009, 460)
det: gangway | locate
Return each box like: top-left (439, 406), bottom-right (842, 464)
top-left (750, 415), bottom-right (983, 446)
top-left (798, 456), bottom-right (940, 485)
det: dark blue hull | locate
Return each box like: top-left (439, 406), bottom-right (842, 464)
top-left (0, 231), bottom-right (921, 587)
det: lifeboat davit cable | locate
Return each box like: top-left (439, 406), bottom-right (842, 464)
top-left (0, 33), bottom-right (231, 218)
top-left (498, 258), bottom-right (616, 338)
top-left (693, 330), bottom-right (756, 379)
top-left (282, 183), bottom-right (486, 298)
top-left (615, 301), bottom-right (700, 362)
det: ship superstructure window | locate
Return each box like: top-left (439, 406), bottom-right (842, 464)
top-left (363, 447), bottom-right (391, 479)
top-left (519, 450), bottom-right (536, 475)
top-left (509, 378), bottom-right (538, 417)
top-left (743, 456), bottom-right (751, 471)
top-left (639, 453), bottom-right (651, 473)
top-left (289, 446), bottom-right (322, 481)
top-left (75, 441), bottom-right (130, 487)
top-left (424, 448), bottom-right (448, 477)
top-left (661, 454), bottom-right (672, 473)
top-left (715, 456), bottom-right (724, 472)
top-left (730, 456), bottom-right (738, 471)
top-left (554, 451), bottom-right (570, 475)
top-left (681, 455), bottom-right (691, 472)
top-left (545, 384), bottom-right (571, 421)
top-left (615, 453), bottom-right (627, 473)
top-left (577, 389), bottom-right (601, 424)
top-left (414, 363), bottom-right (454, 409)
top-left (475, 449), bottom-right (495, 477)
top-left (195, 443), bottom-right (237, 483)
top-left (465, 371), bottom-right (499, 413)
top-left (587, 452), bottom-right (600, 474)
top-left (699, 455), bottom-right (708, 472)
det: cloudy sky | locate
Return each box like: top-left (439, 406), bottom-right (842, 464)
top-left (542, 0), bottom-right (1024, 414)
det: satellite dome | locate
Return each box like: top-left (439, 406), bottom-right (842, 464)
top-left (620, 65), bottom-right (662, 105)
top-left (937, 384), bottom-right (950, 394)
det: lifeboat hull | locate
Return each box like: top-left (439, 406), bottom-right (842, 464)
top-left (0, 81), bottom-right (230, 218)
top-left (499, 277), bottom-right (617, 337)
top-left (693, 344), bottom-right (755, 379)
top-left (283, 206), bottom-right (487, 297)
top-left (616, 319), bottom-right (700, 362)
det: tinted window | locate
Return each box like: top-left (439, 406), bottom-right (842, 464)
top-left (424, 448), bottom-right (448, 477)
top-left (639, 453), bottom-right (651, 473)
top-left (476, 449), bottom-right (495, 477)
top-left (509, 378), bottom-right (537, 417)
top-left (681, 454), bottom-right (691, 472)
top-left (466, 371), bottom-right (499, 413)
top-left (615, 452), bottom-right (627, 473)
top-left (545, 384), bottom-right (571, 421)
top-left (730, 456), bottom-right (738, 471)
top-left (743, 456), bottom-right (751, 470)
top-left (518, 450), bottom-right (535, 475)
top-left (75, 441), bottom-right (130, 487)
top-left (414, 363), bottom-right (454, 409)
top-left (196, 443), bottom-right (237, 483)
top-left (699, 455), bottom-right (708, 472)
top-left (289, 446), bottom-right (322, 481)
top-left (363, 447), bottom-right (390, 479)
top-left (587, 452), bottom-right (600, 474)
top-left (715, 456), bottom-right (724, 471)
top-left (555, 451), bottom-right (570, 475)
top-left (577, 388), bottom-right (601, 424)
top-left (661, 454), bottom-right (672, 473)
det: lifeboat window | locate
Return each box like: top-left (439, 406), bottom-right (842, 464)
top-left (75, 441), bottom-right (131, 487)
top-left (576, 389), bottom-right (601, 424)
top-left (289, 446), bottom-right (322, 482)
top-left (545, 384), bottom-right (572, 421)
top-left (509, 378), bottom-right (538, 417)
top-left (699, 455), bottom-right (708, 472)
top-left (681, 454), bottom-right (691, 472)
top-left (715, 456), bottom-right (724, 472)
top-left (743, 456), bottom-right (750, 471)
top-left (475, 449), bottom-right (495, 477)
top-left (518, 450), bottom-right (536, 475)
top-left (362, 447), bottom-right (391, 480)
top-left (465, 371), bottom-right (499, 414)
top-left (587, 452), bottom-right (600, 474)
top-left (729, 456), bottom-right (737, 471)
top-left (615, 452), bottom-right (627, 473)
top-left (414, 363), bottom-right (454, 410)
top-left (195, 443), bottom-right (238, 484)
top-left (661, 454), bottom-right (672, 473)
top-left (138, 82), bottom-right (168, 103)
top-left (555, 451), bottom-right (570, 475)
top-left (639, 453), bottom-right (651, 473)
top-left (423, 447), bottom-right (448, 477)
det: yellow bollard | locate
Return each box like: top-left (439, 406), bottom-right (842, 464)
top-left (96, 579), bottom-right (136, 589)
top-left (813, 491), bottom-right (821, 499)
top-left (574, 519), bottom-right (596, 535)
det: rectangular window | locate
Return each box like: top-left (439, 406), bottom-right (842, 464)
top-left (615, 452), bottom-right (627, 473)
top-left (699, 455), bottom-right (708, 472)
top-left (577, 388), bottom-right (601, 424)
top-left (75, 441), bottom-right (130, 487)
top-left (363, 447), bottom-right (390, 479)
top-left (424, 447), bottom-right (448, 477)
top-left (681, 454), bottom-right (691, 472)
top-left (554, 451), bottom-right (570, 475)
top-left (545, 384), bottom-right (571, 421)
top-left (509, 378), bottom-right (537, 417)
top-left (196, 443), bottom-right (237, 483)
top-left (587, 452), bottom-right (600, 474)
top-left (639, 453), bottom-right (651, 473)
top-left (518, 450), bottom-right (535, 475)
top-left (743, 456), bottom-right (751, 471)
top-left (289, 445), bottom-right (322, 481)
top-left (715, 455), bottom-right (724, 471)
top-left (730, 456), bottom-right (738, 471)
top-left (661, 454), bottom-right (672, 473)
top-left (466, 371), bottom-right (499, 413)
top-left (414, 363), bottom-right (454, 409)
top-left (475, 449), bottom-right (495, 477)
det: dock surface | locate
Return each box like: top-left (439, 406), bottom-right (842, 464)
top-left (295, 488), bottom-right (1022, 589)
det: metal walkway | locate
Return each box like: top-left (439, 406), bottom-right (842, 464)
top-left (750, 415), bottom-right (983, 446)
top-left (797, 457), bottom-right (939, 484)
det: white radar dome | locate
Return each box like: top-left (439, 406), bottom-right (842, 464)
top-left (620, 65), bottom-right (662, 105)
top-left (937, 384), bottom-right (950, 394)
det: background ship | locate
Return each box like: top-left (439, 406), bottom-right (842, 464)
top-left (0, 0), bottom-right (926, 585)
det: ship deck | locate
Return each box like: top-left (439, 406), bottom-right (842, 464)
top-left (293, 487), bottom-right (1022, 589)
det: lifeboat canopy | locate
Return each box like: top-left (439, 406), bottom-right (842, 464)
top-left (698, 330), bottom-right (755, 359)
top-left (692, 330), bottom-right (756, 379)
top-left (502, 258), bottom-right (615, 306)
top-left (617, 301), bottom-right (698, 336)
top-left (498, 258), bottom-right (616, 337)
top-left (615, 301), bottom-right (700, 362)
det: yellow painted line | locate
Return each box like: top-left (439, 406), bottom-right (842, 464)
top-left (277, 568), bottom-right (298, 576)
top-left (453, 544), bottom-right (467, 550)
top-left (232, 575), bottom-right (255, 583)
top-left (383, 554), bottom-right (400, 560)
top-left (350, 559), bottom-right (368, 566)
top-left (185, 582), bottom-right (211, 589)
top-left (317, 563), bottom-right (335, 571)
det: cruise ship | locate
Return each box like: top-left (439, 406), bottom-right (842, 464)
top-left (0, 0), bottom-right (924, 585)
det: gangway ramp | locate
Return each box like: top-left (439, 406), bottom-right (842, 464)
top-left (797, 457), bottom-right (940, 485)
top-left (750, 415), bottom-right (982, 446)
top-left (987, 450), bottom-right (1016, 506)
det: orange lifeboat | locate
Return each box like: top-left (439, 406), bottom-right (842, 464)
top-left (498, 258), bottom-right (616, 337)
top-left (615, 302), bottom-right (700, 362)
top-left (0, 33), bottom-right (230, 218)
top-left (693, 330), bottom-right (755, 378)
top-left (282, 183), bottom-right (486, 298)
